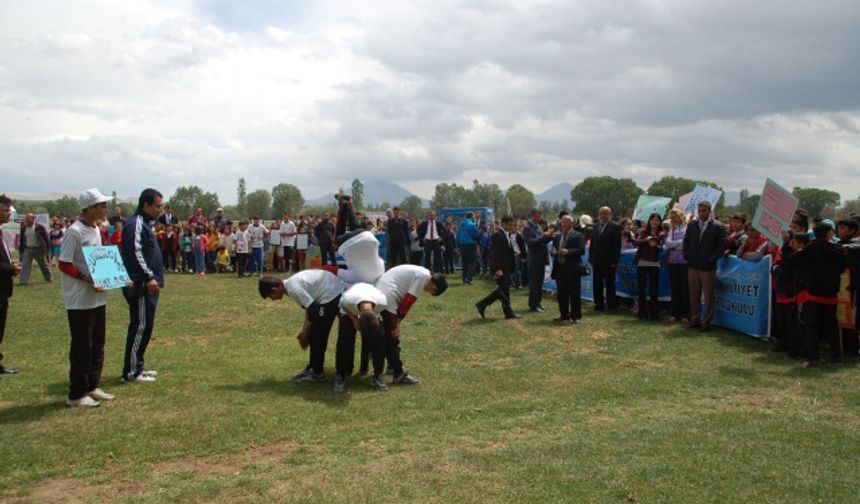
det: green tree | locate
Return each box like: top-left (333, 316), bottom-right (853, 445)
top-left (351, 179), bottom-right (364, 210)
top-left (792, 187), bottom-right (840, 218)
top-left (571, 176), bottom-right (644, 217)
top-left (169, 186), bottom-right (205, 218)
top-left (471, 179), bottom-right (506, 215)
top-left (244, 189), bottom-right (272, 219)
top-left (836, 198), bottom-right (860, 219)
top-left (237, 178), bottom-right (247, 217)
top-left (398, 195), bottom-right (424, 219)
top-left (430, 182), bottom-right (471, 210)
top-left (271, 183), bottom-right (304, 217)
top-left (506, 184), bottom-right (537, 219)
top-left (45, 196), bottom-right (82, 218)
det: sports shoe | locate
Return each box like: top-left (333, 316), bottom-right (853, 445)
top-left (123, 374), bottom-right (156, 383)
top-left (141, 369), bottom-right (158, 377)
top-left (88, 388), bottom-right (115, 401)
top-left (296, 371), bottom-right (325, 384)
top-left (370, 375), bottom-right (389, 391)
top-left (333, 375), bottom-right (346, 393)
top-left (67, 396), bottom-right (100, 408)
top-left (393, 370), bottom-right (420, 385)
top-left (292, 365), bottom-right (312, 380)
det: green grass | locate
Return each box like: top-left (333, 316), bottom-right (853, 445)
top-left (1, 272), bottom-right (859, 503)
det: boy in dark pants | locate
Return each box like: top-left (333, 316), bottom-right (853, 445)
top-left (58, 188), bottom-right (114, 407)
top-left (259, 271), bottom-right (344, 382)
top-left (792, 223), bottom-right (847, 367)
top-left (334, 283), bottom-right (389, 392)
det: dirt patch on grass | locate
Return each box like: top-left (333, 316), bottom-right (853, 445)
top-left (0, 400), bottom-right (13, 408)
top-left (153, 441), bottom-right (298, 476)
top-left (23, 476), bottom-right (146, 504)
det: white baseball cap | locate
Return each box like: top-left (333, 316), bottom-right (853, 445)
top-left (79, 188), bottom-right (110, 210)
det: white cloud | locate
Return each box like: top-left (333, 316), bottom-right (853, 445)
top-left (0, 0), bottom-right (858, 207)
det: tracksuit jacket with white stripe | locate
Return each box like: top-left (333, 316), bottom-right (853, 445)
top-left (121, 211), bottom-right (164, 288)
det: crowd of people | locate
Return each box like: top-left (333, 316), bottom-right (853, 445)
top-left (1, 189), bottom-right (859, 405)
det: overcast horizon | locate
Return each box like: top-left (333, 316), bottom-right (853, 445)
top-left (2, 1), bottom-right (859, 205)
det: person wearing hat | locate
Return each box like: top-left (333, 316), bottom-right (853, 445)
top-left (119, 188), bottom-right (165, 383)
top-left (211, 207), bottom-right (231, 231)
top-left (57, 188), bottom-right (115, 406)
top-left (837, 219), bottom-right (860, 358)
top-left (0, 194), bottom-right (22, 375)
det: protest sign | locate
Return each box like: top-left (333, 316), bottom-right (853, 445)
top-left (546, 249), bottom-right (671, 302)
top-left (751, 178), bottom-right (798, 247)
top-left (678, 191), bottom-right (693, 215)
top-left (683, 184), bottom-right (722, 215)
top-left (82, 246), bottom-right (131, 290)
top-left (633, 195), bottom-right (672, 221)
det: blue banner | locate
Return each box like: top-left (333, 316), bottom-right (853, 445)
top-left (711, 255), bottom-right (771, 338)
top-left (543, 248), bottom-right (772, 338)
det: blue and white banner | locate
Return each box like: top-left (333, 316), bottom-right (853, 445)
top-left (543, 249), bottom-right (772, 338)
top-left (711, 255), bottom-right (771, 338)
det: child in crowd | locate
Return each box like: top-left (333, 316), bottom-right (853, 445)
top-left (725, 213), bottom-right (748, 256)
top-left (234, 220), bottom-right (251, 277)
top-left (192, 226), bottom-right (208, 275)
top-left (293, 222), bottom-right (309, 272)
top-left (216, 245), bottom-right (231, 273)
top-left (220, 224), bottom-right (235, 271)
top-left (738, 225), bottom-right (769, 261)
top-left (49, 220), bottom-right (64, 265)
top-left (180, 227), bottom-right (193, 273)
top-left (161, 224), bottom-right (179, 272)
top-left (205, 223), bottom-right (220, 273)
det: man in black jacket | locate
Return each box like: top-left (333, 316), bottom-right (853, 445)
top-left (475, 216), bottom-right (519, 320)
top-left (588, 206), bottom-right (621, 312)
top-left (418, 210), bottom-right (444, 273)
top-left (793, 223), bottom-right (847, 366)
top-left (0, 195), bottom-right (22, 375)
top-left (385, 207), bottom-right (410, 269)
top-left (551, 215), bottom-right (585, 323)
top-left (523, 209), bottom-right (553, 312)
top-left (119, 188), bottom-right (164, 383)
top-left (682, 201), bottom-right (727, 332)
top-left (315, 211), bottom-right (337, 267)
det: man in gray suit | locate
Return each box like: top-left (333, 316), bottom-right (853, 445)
top-left (18, 213), bottom-right (52, 285)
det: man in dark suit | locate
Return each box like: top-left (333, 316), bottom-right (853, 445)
top-left (385, 207), bottom-right (410, 269)
top-left (0, 194), bottom-right (22, 374)
top-left (682, 200), bottom-right (727, 332)
top-left (475, 216), bottom-right (519, 320)
top-left (417, 210), bottom-right (444, 273)
top-left (588, 206), bottom-right (621, 311)
top-left (551, 215), bottom-right (585, 323)
top-left (158, 204), bottom-right (178, 227)
top-left (523, 209), bottom-right (553, 312)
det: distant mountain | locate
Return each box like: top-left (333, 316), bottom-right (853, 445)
top-left (306, 178), bottom-right (428, 207)
top-left (536, 182), bottom-right (573, 203)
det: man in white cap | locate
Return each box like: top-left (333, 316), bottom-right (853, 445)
top-left (57, 188), bottom-right (114, 407)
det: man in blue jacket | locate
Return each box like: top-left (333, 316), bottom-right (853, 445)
top-left (456, 212), bottom-right (481, 284)
top-left (120, 188), bottom-right (164, 383)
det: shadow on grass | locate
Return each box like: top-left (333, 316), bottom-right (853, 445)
top-left (216, 377), bottom-right (378, 406)
top-left (0, 401), bottom-right (65, 424)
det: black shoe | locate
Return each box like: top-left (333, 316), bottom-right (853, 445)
top-left (292, 365), bottom-right (312, 380)
top-left (529, 307), bottom-right (544, 313)
top-left (0, 365), bottom-right (18, 374)
top-left (505, 313), bottom-right (521, 319)
top-left (475, 302), bottom-right (486, 320)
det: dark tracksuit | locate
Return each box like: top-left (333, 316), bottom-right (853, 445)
top-left (792, 239), bottom-right (846, 363)
top-left (306, 297), bottom-right (341, 374)
top-left (336, 312), bottom-right (385, 378)
top-left (120, 211), bottom-right (164, 380)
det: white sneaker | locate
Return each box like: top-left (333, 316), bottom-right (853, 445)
top-left (67, 396), bottom-right (100, 407)
top-left (88, 388), bottom-right (115, 401)
top-left (141, 369), bottom-right (158, 377)
top-left (123, 374), bottom-right (156, 383)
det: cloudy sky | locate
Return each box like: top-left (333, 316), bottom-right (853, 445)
top-left (1, 0), bottom-right (858, 204)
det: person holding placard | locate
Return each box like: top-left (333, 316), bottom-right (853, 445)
top-left (58, 188), bottom-right (113, 407)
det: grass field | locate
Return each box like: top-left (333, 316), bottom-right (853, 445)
top-left (1, 271), bottom-right (859, 503)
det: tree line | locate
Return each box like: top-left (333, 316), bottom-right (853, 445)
top-left (10, 176), bottom-right (858, 222)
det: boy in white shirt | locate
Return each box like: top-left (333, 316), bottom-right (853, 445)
top-left (234, 221), bottom-right (251, 277)
top-left (248, 215), bottom-right (269, 276)
top-left (279, 212), bottom-right (297, 272)
top-left (374, 265), bottom-right (448, 385)
top-left (259, 270), bottom-right (345, 383)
